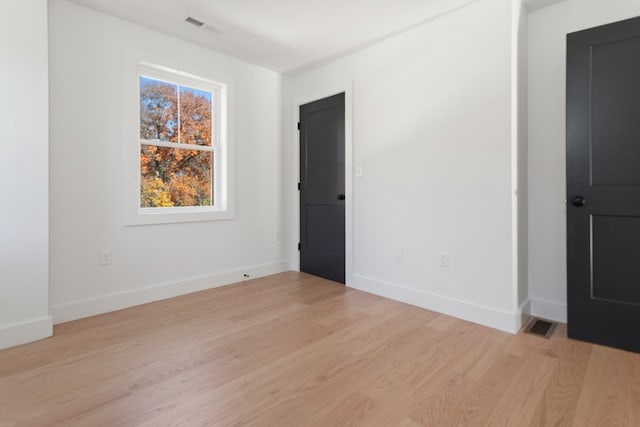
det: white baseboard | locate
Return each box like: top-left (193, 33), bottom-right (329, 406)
top-left (529, 298), bottom-right (567, 323)
top-left (51, 261), bottom-right (290, 325)
top-left (0, 316), bottom-right (53, 350)
top-left (350, 274), bottom-right (522, 333)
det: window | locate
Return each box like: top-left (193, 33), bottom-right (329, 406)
top-left (127, 63), bottom-right (232, 225)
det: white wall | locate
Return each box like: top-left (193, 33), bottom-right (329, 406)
top-left (568, 0), bottom-right (640, 32)
top-left (527, 0), bottom-right (569, 322)
top-left (280, 75), bottom-right (294, 266)
top-left (14, 0), bottom-right (632, 348)
top-left (0, 0), bottom-right (52, 349)
top-left (287, 0), bottom-right (523, 332)
top-left (527, 0), bottom-right (640, 323)
top-left (48, 0), bottom-right (288, 323)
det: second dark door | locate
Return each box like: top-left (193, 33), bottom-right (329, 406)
top-left (567, 16), bottom-right (640, 353)
top-left (299, 93), bottom-right (345, 283)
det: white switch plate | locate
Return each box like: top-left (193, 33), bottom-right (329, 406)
top-left (100, 249), bottom-right (112, 266)
top-left (356, 164), bottom-right (363, 177)
top-left (439, 251), bottom-right (449, 268)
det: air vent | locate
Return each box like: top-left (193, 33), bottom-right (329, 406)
top-left (185, 16), bottom-right (205, 28)
top-left (524, 318), bottom-right (557, 339)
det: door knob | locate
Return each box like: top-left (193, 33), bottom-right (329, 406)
top-left (571, 196), bottom-right (587, 207)
top-left (337, 194), bottom-right (346, 200)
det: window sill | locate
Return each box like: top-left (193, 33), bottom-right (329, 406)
top-left (125, 207), bottom-right (235, 226)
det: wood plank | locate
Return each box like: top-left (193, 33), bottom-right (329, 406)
top-left (0, 272), bottom-right (639, 426)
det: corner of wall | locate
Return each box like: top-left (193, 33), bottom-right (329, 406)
top-left (0, 316), bottom-right (53, 351)
top-left (0, 0), bottom-right (51, 351)
top-left (527, 0), bottom-right (569, 324)
top-left (529, 297), bottom-right (567, 322)
top-left (511, 0), bottom-right (530, 315)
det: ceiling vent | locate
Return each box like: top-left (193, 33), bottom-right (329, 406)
top-left (185, 17), bottom-right (205, 28)
top-left (185, 16), bottom-right (222, 35)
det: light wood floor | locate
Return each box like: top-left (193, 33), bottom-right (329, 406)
top-left (1, 272), bottom-right (640, 426)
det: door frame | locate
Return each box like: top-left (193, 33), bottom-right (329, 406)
top-left (290, 81), bottom-right (353, 285)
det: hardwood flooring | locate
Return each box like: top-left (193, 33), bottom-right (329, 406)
top-left (1, 271), bottom-right (640, 426)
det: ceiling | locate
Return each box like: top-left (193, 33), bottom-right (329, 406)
top-left (68, 0), bottom-right (478, 73)
top-left (522, 0), bottom-right (562, 12)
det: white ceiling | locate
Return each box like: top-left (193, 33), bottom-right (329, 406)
top-left (523, 0), bottom-right (563, 13)
top-left (68, 0), bottom-right (477, 73)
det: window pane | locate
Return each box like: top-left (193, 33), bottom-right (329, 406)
top-left (179, 85), bottom-right (213, 146)
top-left (140, 77), bottom-right (178, 142)
top-left (140, 145), bottom-right (213, 207)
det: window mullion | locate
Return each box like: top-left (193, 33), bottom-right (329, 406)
top-left (176, 84), bottom-right (181, 144)
top-left (140, 140), bottom-right (213, 152)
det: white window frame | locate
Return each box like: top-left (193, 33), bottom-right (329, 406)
top-left (125, 62), bottom-right (234, 225)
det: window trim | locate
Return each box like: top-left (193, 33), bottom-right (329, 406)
top-left (125, 61), bottom-right (234, 226)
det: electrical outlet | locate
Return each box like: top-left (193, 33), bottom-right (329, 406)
top-left (396, 245), bottom-right (405, 260)
top-left (275, 231), bottom-right (282, 242)
top-left (100, 249), bottom-right (112, 266)
top-left (356, 164), bottom-right (363, 177)
top-left (439, 251), bottom-right (449, 268)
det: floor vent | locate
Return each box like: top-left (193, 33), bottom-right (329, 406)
top-left (524, 318), bottom-right (557, 339)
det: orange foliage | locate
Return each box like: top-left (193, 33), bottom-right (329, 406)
top-left (139, 80), bottom-right (213, 208)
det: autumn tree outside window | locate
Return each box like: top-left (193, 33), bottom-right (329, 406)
top-left (138, 64), bottom-right (227, 212)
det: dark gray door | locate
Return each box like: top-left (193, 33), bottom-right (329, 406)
top-left (299, 93), bottom-right (345, 283)
top-left (567, 16), bottom-right (640, 352)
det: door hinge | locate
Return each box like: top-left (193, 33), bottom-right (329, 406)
top-left (297, 122), bottom-right (301, 130)
top-left (298, 242), bottom-right (301, 251)
top-left (297, 182), bottom-right (301, 191)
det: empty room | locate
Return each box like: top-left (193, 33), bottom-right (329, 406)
top-left (3, 0), bottom-right (640, 425)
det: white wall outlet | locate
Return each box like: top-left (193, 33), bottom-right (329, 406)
top-left (356, 164), bottom-right (363, 177)
top-left (396, 245), bottom-right (405, 260)
top-left (100, 249), bottom-right (112, 266)
top-left (439, 251), bottom-right (449, 268)
top-left (275, 231), bottom-right (282, 242)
